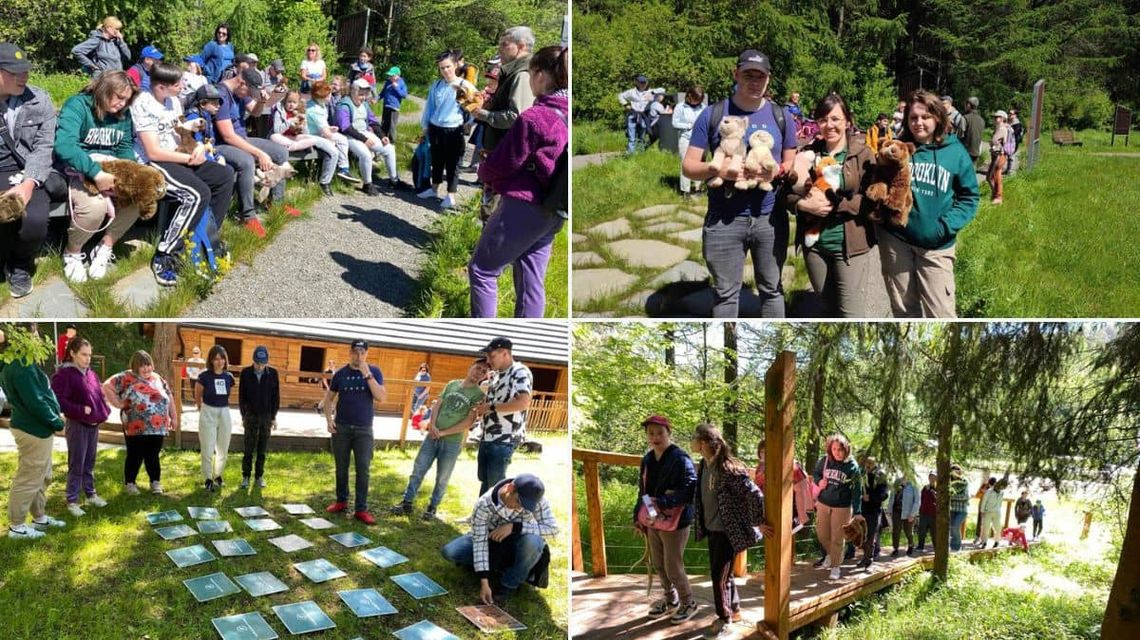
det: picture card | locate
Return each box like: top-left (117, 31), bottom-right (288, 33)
top-left (244, 518), bottom-right (283, 532)
top-left (268, 534), bottom-right (314, 553)
top-left (281, 503), bottom-right (315, 515)
top-left (155, 524), bottom-right (198, 540)
top-left (338, 588), bottom-right (397, 618)
top-left (358, 546), bottom-right (408, 569)
top-left (211, 612), bottom-right (279, 640)
top-left (165, 544), bottom-right (217, 568)
top-left (298, 517), bottom-right (336, 530)
top-left (457, 605), bottom-right (527, 632)
top-left (392, 620), bottom-right (461, 640)
top-left (188, 506), bottom-right (221, 520)
top-left (182, 572), bottom-right (240, 602)
top-left (146, 510), bottom-right (183, 525)
top-left (292, 558), bottom-right (346, 583)
top-left (234, 571), bottom-right (289, 597)
top-left (272, 601), bottom-right (336, 635)
top-left (198, 520), bottom-right (234, 534)
top-left (328, 531), bottom-right (371, 548)
top-left (234, 506), bottom-right (270, 517)
top-left (213, 538), bottom-right (257, 557)
top-left (390, 572), bottom-right (447, 600)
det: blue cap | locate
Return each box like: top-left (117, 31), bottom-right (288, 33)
top-left (141, 45), bottom-right (164, 60)
top-left (253, 346), bottom-right (269, 364)
top-left (635, 74), bottom-right (648, 83)
top-left (183, 54), bottom-right (205, 66)
top-left (513, 474), bottom-right (545, 512)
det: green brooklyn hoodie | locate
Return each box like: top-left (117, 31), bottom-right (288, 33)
top-left (53, 92), bottom-right (136, 180)
top-left (886, 133), bottom-right (979, 250)
top-left (0, 358), bottom-right (65, 438)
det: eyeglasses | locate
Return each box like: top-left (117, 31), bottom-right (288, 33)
top-left (307, 48), bottom-right (317, 52)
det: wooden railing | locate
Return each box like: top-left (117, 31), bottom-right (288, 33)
top-left (571, 448), bottom-right (642, 578)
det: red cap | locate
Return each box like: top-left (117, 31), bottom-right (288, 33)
top-left (641, 415), bottom-right (672, 431)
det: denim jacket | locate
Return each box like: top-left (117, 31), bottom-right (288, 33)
top-left (4, 85), bottom-right (56, 184)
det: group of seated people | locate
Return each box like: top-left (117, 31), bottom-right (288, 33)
top-left (0, 37), bottom-right (404, 294)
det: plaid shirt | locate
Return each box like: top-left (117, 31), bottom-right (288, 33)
top-left (481, 360), bottom-right (533, 446)
top-left (469, 479), bottom-right (559, 576)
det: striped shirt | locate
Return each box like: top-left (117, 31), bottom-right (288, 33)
top-left (469, 478), bottom-right (559, 576)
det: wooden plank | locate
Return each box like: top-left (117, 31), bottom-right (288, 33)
top-left (584, 459), bottom-right (608, 577)
top-left (572, 489), bottom-right (584, 572)
top-left (398, 385), bottom-right (412, 448)
top-left (573, 448), bottom-right (642, 467)
top-left (763, 350), bottom-right (796, 640)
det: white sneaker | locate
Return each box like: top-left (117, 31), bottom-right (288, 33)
top-left (441, 194), bottom-right (455, 209)
top-left (416, 188), bottom-right (437, 199)
top-left (124, 483), bottom-right (140, 495)
top-left (31, 515), bottom-right (66, 530)
top-left (62, 252), bottom-right (88, 283)
top-left (829, 567), bottom-right (842, 580)
top-left (67, 503), bottom-right (86, 517)
top-left (87, 494), bottom-right (108, 507)
top-left (8, 524), bottom-right (45, 539)
top-left (88, 244), bottom-right (116, 279)
top-left (150, 481), bottom-right (164, 494)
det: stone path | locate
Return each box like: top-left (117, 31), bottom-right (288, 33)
top-left (572, 152), bottom-right (621, 170)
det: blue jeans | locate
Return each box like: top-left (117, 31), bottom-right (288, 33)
top-left (331, 422), bottom-right (373, 512)
top-left (477, 441), bottom-right (515, 495)
top-left (441, 532), bottom-right (546, 590)
top-left (949, 510), bottom-right (968, 551)
top-left (703, 213), bottom-right (788, 318)
top-left (401, 436), bottom-right (462, 510)
top-left (625, 113), bottom-right (643, 154)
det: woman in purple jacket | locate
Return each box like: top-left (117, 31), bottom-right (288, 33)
top-left (50, 337), bottom-right (112, 517)
top-left (469, 45), bottom-right (568, 317)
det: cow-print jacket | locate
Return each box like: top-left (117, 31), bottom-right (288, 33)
top-left (694, 460), bottom-right (767, 553)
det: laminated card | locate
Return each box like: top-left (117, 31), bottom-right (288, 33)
top-left (211, 612), bottom-right (279, 640)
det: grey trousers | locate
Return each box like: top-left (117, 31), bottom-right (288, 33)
top-left (878, 229), bottom-right (958, 318)
top-left (804, 245), bottom-right (876, 318)
top-left (216, 137), bottom-right (289, 219)
top-left (331, 422), bottom-right (373, 512)
top-left (646, 525), bottom-right (693, 603)
top-left (702, 213), bottom-right (787, 318)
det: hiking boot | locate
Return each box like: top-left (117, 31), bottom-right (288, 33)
top-left (326, 501), bottom-right (348, 514)
top-left (856, 557), bottom-right (872, 570)
top-left (31, 516), bottom-right (66, 530)
top-left (63, 252), bottom-right (88, 283)
top-left (240, 477), bottom-right (250, 489)
top-left (67, 503), bottom-right (86, 517)
top-left (388, 178), bottom-right (410, 190)
top-left (388, 502), bottom-right (412, 516)
top-left (151, 255), bottom-right (178, 287)
top-left (86, 494), bottom-right (108, 507)
top-left (670, 600), bottom-right (699, 624)
top-left (88, 243), bottom-right (115, 279)
top-left (337, 168), bottom-right (362, 183)
top-left (891, 548), bottom-right (900, 557)
top-left (648, 593), bottom-right (679, 618)
top-left (257, 477), bottom-right (267, 488)
top-left (8, 524), bottom-right (45, 539)
top-left (214, 476), bottom-right (223, 488)
top-left (354, 510), bottom-right (376, 525)
top-left (320, 183), bottom-right (334, 197)
top-left (906, 546), bottom-right (914, 556)
top-left (421, 508), bottom-right (440, 522)
top-left (6, 265), bottom-right (33, 298)
top-left (243, 217), bottom-right (267, 238)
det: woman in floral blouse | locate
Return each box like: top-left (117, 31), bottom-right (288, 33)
top-left (102, 350), bottom-right (177, 495)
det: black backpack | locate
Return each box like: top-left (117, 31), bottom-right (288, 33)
top-left (539, 106), bottom-right (568, 218)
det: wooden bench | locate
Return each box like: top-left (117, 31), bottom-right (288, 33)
top-left (1052, 130), bottom-right (1083, 146)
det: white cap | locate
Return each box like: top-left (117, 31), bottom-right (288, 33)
top-left (993, 110), bottom-right (1008, 119)
top-left (351, 78), bottom-right (372, 91)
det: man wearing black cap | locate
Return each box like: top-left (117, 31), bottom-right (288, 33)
top-left (681, 49), bottom-right (797, 318)
top-left (0, 42), bottom-right (55, 298)
top-left (214, 67), bottom-right (289, 236)
top-left (475, 337), bottom-right (533, 494)
top-left (441, 473), bottom-right (558, 605)
top-left (239, 345), bottom-right (279, 489)
top-left (322, 339), bottom-right (386, 525)
top-left (618, 74), bottom-right (653, 154)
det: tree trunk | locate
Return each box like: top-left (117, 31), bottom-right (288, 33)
top-left (665, 324), bottom-right (675, 370)
top-left (932, 325), bottom-right (964, 582)
top-left (723, 322), bottom-right (738, 448)
top-left (152, 323), bottom-right (178, 388)
top-left (1102, 458), bottom-right (1140, 638)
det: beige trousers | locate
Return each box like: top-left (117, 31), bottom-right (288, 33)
top-left (878, 230), bottom-right (958, 318)
top-left (66, 185), bottom-right (142, 250)
top-left (646, 525), bottom-right (693, 603)
top-left (8, 429), bottom-right (55, 526)
top-left (199, 405), bottom-right (233, 480)
top-left (816, 503), bottom-right (852, 568)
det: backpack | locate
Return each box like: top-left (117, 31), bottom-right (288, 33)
top-left (704, 98), bottom-right (790, 166)
top-left (188, 209), bottom-right (218, 272)
top-left (1002, 126), bottom-right (1016, 156)
top-left (411, 137), bottom-right (432, 191)
top-left (541, 107), bottom-right (568, 219)
top-left (951, 110), bottom-right (968, 139)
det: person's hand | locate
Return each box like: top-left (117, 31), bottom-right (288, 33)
top-left (3, 181), bottom-right (35, 206)
top-left (84, 406), bottom-right (92, 415)
top-left (381, 137), bottom-right (390, 146)
top-left (473, 401), bottom-right (490, 417)
top-left (428, 425), bottom-right (440, 440)
top-left (256, 151), bottom-right (273, 172)
top-left (817, 478), bottom-right (828, 491)
top-left (480, 581), bottom-right (494, 605)
top-left (759, 523), bottom-right (776, 537)
top-left (797, 190), bottom-right (832, 216)
top-left (473, 109), bottom-right (490, 122)
top-left (188, 145), bottom-right (207, 166)
top-left (326, 421), bottom-right (337, 434)
top-left (489, 523), bottom-right (513, 542)
top-left (94, 171), bottom-right (116, 194)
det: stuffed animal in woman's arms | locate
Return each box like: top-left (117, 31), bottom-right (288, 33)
top-left (798, 154), bottom-right (843, 248)
top-left (739, 130), bottom-right (778, 191)
top-left (81, 159), bottom-right (167, 219)
top-left (706, 116), bottom-right (748, 188)
top-left (866, 139), bottom-right (915, 227)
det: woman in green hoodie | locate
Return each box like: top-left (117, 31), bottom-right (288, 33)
top-left (878, 89), bottom-right (979, 318)
top-left (812, 433), bottom-right (862, 581)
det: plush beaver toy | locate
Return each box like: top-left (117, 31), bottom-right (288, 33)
top-left (842, 514), bottom-right (868, 548)
top-left (82, 159), bottom-right (167, 220)
top-left (865, 139), bottom-right (915, 227)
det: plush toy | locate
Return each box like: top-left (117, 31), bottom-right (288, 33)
top-left (452, 78), bottom-right (483, 112)
top-left (175, 117), bottom-right (204, 155)
top-left (788, 149), bottom-right (817, 196)
top-left (254, 161), bottom-right (296, 203)
top-left (739, 130), bottom-right (778, 191)
top-left (799, 155), bottom-right (843, 248)
top-left (0, 191), bottom-right (25, 223)
top-left (705, 116), bottom-right (748, 188)
top-left (842, 514), bottom-right (868, 548)
top-left (82, 159), bottom-right (167, 220)
top-left (1001, 526), bottom-right (1029, 552)
top-left (865, 139), bottom-right (915, 227)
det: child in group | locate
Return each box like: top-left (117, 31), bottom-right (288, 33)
top-left (1014, 490), bottom-right (1033, 529)
top-left (464, 65), bottom-right (500, 172)
top-left (51, 337), bottom-right (112, 517)
top-left (1031, 499), bottom-right (1045, 539)
top-left (754, 438), bottom-right (809, 533)
top-left (306, 81), bottom-right (363, 189)
top-left (182, 83), bottom-right (226, 165)
top-left (335, 79), bottom-right (403, 193)
top-left (866, 112), bottom-right (893, 151)
top-left (194, 345), bottom-right (235, 492)
top-left (348, 48), bottom-right (377, 101)
top-left (179, 54), bottom-right (208, 109)
top-left (270, 89), bottom-right (342, 196)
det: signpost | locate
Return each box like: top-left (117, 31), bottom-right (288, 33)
top-left (1026, 80), bottom-right (1045, 172)
top-left (1112, 105), bottom-right (1132, 146)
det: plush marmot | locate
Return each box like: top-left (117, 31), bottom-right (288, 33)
top-left (0, 191), bottom-right (26, 223)
top-left (865, 139), bottom-right (915, 227)
top-left (739, 130), bottom-right (778, 191)
top-left (82, 159), bottom-right (167, 220)
top-left (842, 514), bottom-right (868, 548)
top-left (175, 117), bottom-right (204, 155)
top-left (705, 116), bottom-right (748, 188)
top-left (254, 161), bottom-right (296, 203)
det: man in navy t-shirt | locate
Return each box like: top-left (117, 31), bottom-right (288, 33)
top-left (323, 338), bottom-right (386, 524)
top-left (682, 49), bottom-right (797, 319)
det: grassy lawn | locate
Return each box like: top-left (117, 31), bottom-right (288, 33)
top-left (572, 120), bottom-right (626, 155)
top-left (0, 433), bottom-right (569, 639)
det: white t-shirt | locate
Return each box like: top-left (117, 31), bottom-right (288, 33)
top-left (131, 91), bottom-right (183, 164)
top-left (300, 59), bottom-right (326, 81)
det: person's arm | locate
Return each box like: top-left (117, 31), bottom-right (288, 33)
top-left (396, 78), bottom-right (408, 99)
top-left (436, 401), bottom-right (479, 438)
top-left (11, 365), bottom-right (65, 431)
top-left (364, 365), bottom-right (386, 402)
top-left (519, 498), bottom-right (559, 538)
top-left (315, 61), bottom-right (327, 82)
top-left (617, 88), bottom-right (633, 108)
top-left (101, 375), bottom-right (125, 410)
top-left (420, 83), bottom-right (435, 131)
top-left (137, 129), bottom-right (202, 165)
top-left (476, 112), bottom-right (535, 185)
top-left (71, 37), bottom-right (99, 74)
top-left (116, 39), bottom-right (131, 67)
top-left (270, 369), bottom-right (280, 423)
top-left (238, 369), bottom-right (250, 417)
top-left (21, 93), bottom-right (56, 187)
top-left (940, 154), bottom-right (980, 238)
top-left (851, 468), bottom-right (864, 514)
top-left (54, 98), bottom-right (104, 180)
top-left (50, 373), bottom-right (83, 417)
top-left (481, 71), bottom-right (533, 130)
top-left (193, 377), bottom-right (204, 410)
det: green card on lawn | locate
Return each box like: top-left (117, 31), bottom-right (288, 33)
top-left (188, 506), bottom-right (221, 520)
top-left (235, 506), bottom-right (270, 518)
top-left (155, 524), bottom-right (198, 540)
top-left (272, 601), bottom-right (336, 635)
top-left (358, 546), bottom-right (408, 568)
top-left (211, 612), bottom-right (279, 640)
top-left (146, 510), bottom-right (183, 525)
top-left (182, 572), bottom-right (241, 602)
top-left (392, 620), bottom-right (461, 640)
top-left (213, 538), bottom-right (257, 557)
top-left (268, 534), bottom-right (314, 553)
top-left (328, 531), bottom-right (371, 548)
top-left (245, 518), bottom-right (282, 532)
top-left (338, 588), bottom-right (397, 617)
top-left (390, 572), bottom-right (447, 599)
top-left (165, 544), bottom-right (217, 568)
top-left (293, 558), bottom-right (347, 584)
top-left (235, 571), bottom-right (289, 597)
top-left (198, 520), bottom-right (233, 534)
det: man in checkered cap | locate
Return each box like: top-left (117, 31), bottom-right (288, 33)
top-left (441, 473), bottom-right (558, 606)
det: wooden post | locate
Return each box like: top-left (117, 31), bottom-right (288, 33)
top-left (572, 489), bottom-right (584, 572)
top-left (1081, 511), bottom-right (1093, 540)
top-left (1004, 498), bottom-right (1013, 530)
top-left (584, 459), bottom-right (607, 577)
top-left (761, 351), bottom-right (796, 640)
top-left (732, 550), bottom-right (747, 577)
top-left (398, 384), bottom-right (412, 448)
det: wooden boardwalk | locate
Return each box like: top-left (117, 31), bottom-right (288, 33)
top-left (571, 543), bottom-right (1032, 639)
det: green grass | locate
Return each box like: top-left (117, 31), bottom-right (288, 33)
top-left (572, 120), bottom-right (626, 155)
top-left (0, 433), bottom-right (568, 639)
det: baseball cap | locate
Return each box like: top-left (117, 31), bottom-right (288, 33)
top-left (141, 45), bottom-right (164, 60)
top-left (480, 337), bottom-right (513, 353)
top-left (642, 415), bottom-right (672, 431)
top-left (350, 339), bottom-right (368, 351)
top-left (0, 43), bottom-right (31, 74)
top-left (270, 59), bottom-right (285, 72)
top-left (651, 88), bottom-right (665, 96)
top-left (385, 66), bottom-right (401, 77)
top-left (736, 50), bottom-right (771, 74)
top-left (239, 67), bottom-right (264, 89)
top-left (635, 74), bottom-right (648, 83)
top-left (967, 96), bottom-right (979, 107)
top-left (253, 346), bottom-right (269, 364)
top-left (513, 474), bottom-right (545, 512)
top-left (940, 95), bottom-right (953, 103)
top-left (351, 78), bottom-right (371, 91)
top-left (183, 54), bottom-right (205, 67)
top-left (993, 109), bottom-right (1008, 119)
top-left (236, 52), bottom-right (260, 65)
top-left (194, 83), bottom-right (221, 102)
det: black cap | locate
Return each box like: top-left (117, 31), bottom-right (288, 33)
top-left (194, 83), bottom-right (221, 103)
top-left (0, 42), bottom-right (31, 73)
top-left (239, 67), bottom-right (263, 89)
top-left (480, 337), bottom-right (513, 353)
top-left (513, 474), bottom-right (545, 512)
top-left (736, 50), bottom-right (771, 74)
top-left (350, 339), bottom-right (368, 351)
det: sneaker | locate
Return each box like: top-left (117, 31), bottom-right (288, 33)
top-left (244, 217), bottom-right (267, 238)
top-left (813, 555), bottom-right (829, 568)
top-left (791, 516), bottom-right (804, 535)
top-left (320, 183), bottom-right (334, 197)
top-left (205, 479), bottom-right (214, 492)
top-left (151, 255), bottom-right (178, 287)
top-left (326, 501), bottom-right (348, 514)
top-left (992, 197), bottom-right (1003, 205)
top-left (240, 477), bottom-right (250, 489)
top-left (31, 515), bottom-right (66, 530)
top-left (704, 619), bottom-right (733, 639)
top-left (360, 183), bottom-right (381, 196)
top-left (5, 266), bottom-right (33, 298)
top-left (124, 483), bottom-right (140, 495)
top-left (63, 252), bottom-right (88, 283)
top-left (906, 546), bottom-right (914, 556)
top-left (337, 168), bottom-right (362, 183)
top-left (440, 194), bottom-right (456, 209)
top-left (8, 524), bottom-right (45, 539)
top-left (214, 476), bottom-right (223, 488)
top-left (670, 600), bottom-right (699, 625)
top-left (829, 567), bottom-right (842, 580)
top-left (67, 503), bottom-right (86, 517)
top-left (388, 502), bottom-right (413, 516)
top-left (283, 205), bottom-right (303, 217)
top-left (150, 481), bottom-right (164, 494)
top-left (648, 595), bottom-right (679, 618)
top-left (856, 558), bottom-right (872, 569)
top-left (88, 244), bottom-right (116, 279)
top-left (388, 178), bottom-right (410, 190)
top-left (86, 494), bottom-right (107, 507)
top-left (891, 549), bottom-right (900, 557)
top-left (354, 510), bottom-right (376, 525)
top-left (416, 187), bottom-right (437, 199)
top-left (421, 508), bottom-right (439, 522)
top-left (257, 477), bottom-right (267, 488)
